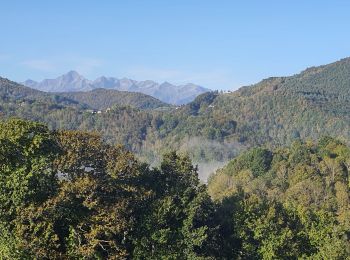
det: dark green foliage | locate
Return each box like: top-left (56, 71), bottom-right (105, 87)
top-left (0, 119), bottom-right (59, 218)
top-left (226, 148), bottom-right (272, 177)
top-left (131, 152), bottom-right (220, 259)
top-left (209, 138), bottom-right (350, 259)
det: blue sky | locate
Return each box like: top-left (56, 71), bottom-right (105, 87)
top-left (1, 0), bottom-right (350, 90)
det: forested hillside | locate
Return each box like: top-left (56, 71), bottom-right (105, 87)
top-left (0, 77), bottom-right (79, 106)
top-left (140, 57), bottom-right (350, 167)
top-left (146, 57), bottom-right (350, 167)
top-left (57, 88), bottom-right (170, 110)
top-left (0, 77), bottom-right (169, 160)
top-left (0, 119), bottom-right (349, 259)
top-left (166, 57), bottom-right (350, 149)
top-left (1, 57), bottom-right (350, 179)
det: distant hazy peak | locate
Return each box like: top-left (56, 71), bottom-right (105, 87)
top-left (62, 70), bottom-right (82, 79)
top-left (23, 79), bottom-right (38, 87)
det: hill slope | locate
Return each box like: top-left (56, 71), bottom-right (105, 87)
top-left (165, 57), bottom-right (350, 148)
top-left (56, 88), bottom-right (170, 110)
top-left (0, 77), bottom-right (165, 155)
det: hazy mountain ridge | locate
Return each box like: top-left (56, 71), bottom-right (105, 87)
top-left (23, 71), bottom-right (210, 105)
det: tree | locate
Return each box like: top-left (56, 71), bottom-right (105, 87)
top-left (131, 152), bottom-right (220, 259)
top-left (0, 119), bottom-right (60, 258)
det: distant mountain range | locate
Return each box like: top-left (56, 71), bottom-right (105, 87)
top-left (22, 71), bottom-right (210, 105)
top-left (0, 76), bottom-right (169, 111)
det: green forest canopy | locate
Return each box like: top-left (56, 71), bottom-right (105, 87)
top-left (0, 118), bottom-right (349, 259)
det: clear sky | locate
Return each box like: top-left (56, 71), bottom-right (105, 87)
top-left (1, 0), bottom-right (350, 90)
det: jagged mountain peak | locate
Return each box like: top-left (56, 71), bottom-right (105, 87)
top-left (62, 70), bottom-right (83, 79)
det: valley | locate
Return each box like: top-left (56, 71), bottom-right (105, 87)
top-left (1, 57), bottom-right (350, 180)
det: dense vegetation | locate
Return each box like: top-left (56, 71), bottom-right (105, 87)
top-left (0, 119), bottom-right (219, 259)
top-left (1, 57), bottom-right (350, 172)
top-left (1, 119), bottom-right (349, 259)
top-left (208, 137), bottom-right (350, 259)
